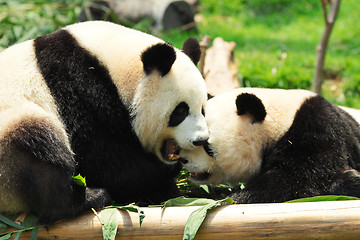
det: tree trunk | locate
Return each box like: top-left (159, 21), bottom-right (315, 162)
top-left (313, 0), bottom-right (341, 95)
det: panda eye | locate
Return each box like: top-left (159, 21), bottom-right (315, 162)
top-left (203, 141), bottom-right (214, 158)
top-left (169, 102), bottom-right (189, 127)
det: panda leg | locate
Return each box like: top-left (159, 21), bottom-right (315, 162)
top-left (0, 105), bottom-right (111, 223)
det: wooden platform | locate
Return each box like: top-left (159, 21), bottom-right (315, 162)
top-left (5, 200), bottom-right (360, 239)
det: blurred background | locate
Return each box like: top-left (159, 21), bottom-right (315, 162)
top-left (1, 0), bottom-right (359, 107)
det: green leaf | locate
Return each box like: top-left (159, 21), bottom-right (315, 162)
top-left (162, 196), bottom-right (216, 208)
top-left (286, 195), bottom-right (360, 203)
top-left (182, 198), bottom-right (234, 240)
top-left (0, 233), bottom-right (12, 240)
top-left (100, 208), bottom-right (118, 240)
top-left (31, 226), bottom-right (39, 240)
top-left (0, 215), bottom-right (24, 230)
top-left (21, 215), bottom-right (38, 228)
top-left (72, 174), bottom-right (87, 187)
top-left (199, 185), bottom-right (210, 194)
top-left (13, 231), bottom-right (21, 240)
top-left (113, 205), bottom-right (145, 227)
top-left (0, 222), bottom-right (7, 231)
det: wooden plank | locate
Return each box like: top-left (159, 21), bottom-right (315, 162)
top-left (5, 200), bottom-right (360, 239)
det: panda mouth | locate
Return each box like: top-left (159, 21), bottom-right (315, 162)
top-left (161, 139), bottom-right (181, 163)
top-left (189, 171), bottom-right (211, 182)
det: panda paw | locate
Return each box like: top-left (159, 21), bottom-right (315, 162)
top-left (85, 187), bottom-right (113, 209)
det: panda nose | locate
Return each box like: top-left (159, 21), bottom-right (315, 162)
top-left (192, 138), bottom-right (208, 146)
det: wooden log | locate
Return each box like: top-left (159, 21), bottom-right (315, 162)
top-left (5, 200), bottom-right (360, 239)
top-left (203, 37), bottom-right (239, 96)
top-left (199, 35), bottom-right (211, 77)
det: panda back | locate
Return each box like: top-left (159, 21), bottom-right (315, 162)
top-left (65, 21), bottom-right (164, 106)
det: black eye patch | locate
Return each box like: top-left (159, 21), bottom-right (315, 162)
top-left (169, 102), bottom-right (189, 127)
top-left (203, 141), bottom-right (214, 158)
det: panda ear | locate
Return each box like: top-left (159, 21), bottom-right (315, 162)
top-left (181, 37), bottom-right (201, 65)
top-left (141, 43), bottom-right (176, 77)
top-left (236, 93), bottom-right (266, 123)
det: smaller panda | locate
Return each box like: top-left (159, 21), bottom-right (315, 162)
top-left (180, 88), bottom-right (360, 203)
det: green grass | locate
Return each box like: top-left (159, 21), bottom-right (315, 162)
top-left (161, 0), bottom-right (360, 108)
top-left (0, 0), bottom-right (359, 108)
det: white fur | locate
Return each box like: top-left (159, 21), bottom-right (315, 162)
top-left (340, 106), bottom-right (360, 124)
top-left (181, 88), bottom-right (316, 185)
top-left (0, 20), bottom-right (208, 167)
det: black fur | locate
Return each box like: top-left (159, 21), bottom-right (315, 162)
top-left (34, 30), bottom-right (181, 212)
top-left (169, 102), bottom-right (189, 127)
top-left (181, 37), bottom-right (201, 65)
top-left (141, 42), bottom-right (176, 77)
top-left (230, 96), bottom-right (360, 203)
top-left (236, 93), bottom-right (266, 123)
top-left (330, 170), bottom-right (360, 197)
top-left (7, 118), bottom-right (110, 224)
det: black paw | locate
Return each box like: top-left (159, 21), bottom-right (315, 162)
top-left (85, 187), bottom-right (113, 209)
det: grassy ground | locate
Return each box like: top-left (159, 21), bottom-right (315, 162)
top-left (1, 0), bottom-right (359, 107)
top-left (160, 0), bottom-right (360, 108)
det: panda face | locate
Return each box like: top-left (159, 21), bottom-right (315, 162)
top-left (180, 88), bottom-right (316, 185)
top-left (180, 91), bottom-right (265, 185)
top-left (130, 40), bottom-right (209, 164)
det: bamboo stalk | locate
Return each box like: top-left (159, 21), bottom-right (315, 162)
top-left (5, 200), bottom-right (360, 239)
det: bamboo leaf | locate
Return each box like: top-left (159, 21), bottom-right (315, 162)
top-left (183, 198), bottom-right (234, 240)
top-left (21, 215), bottom-right (38, 228)
top-left (13, 231), bottom-right (21, 240)
top-left (113, 205), bottom-right (145, 227)
top-left (163, 196), bottom-right (216, 208)
top-left (0, 222), bottom-right (7, 231)
top-left (100, 208), bottom-right (118, 240)
top-left (0, 233), bottom-right (12, 240)
top-left (72, 174), bottom-right (87, 187)
top-left (31, 226), bottom-right (39, 240)
top-left (286, 195), bottom-right (360, 203)
top-left (0, 215), bottom-right (24, 230)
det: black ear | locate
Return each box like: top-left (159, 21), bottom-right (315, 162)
top-left (236, 93), bottom-right (266, 123)
top-left (181, 37), bottom-right (201, 65)
top-left (141, 43), bottom-right (176, 77)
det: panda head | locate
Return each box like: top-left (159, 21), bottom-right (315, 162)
top-left (64, 22), bottom-right (208, 164)
top-left (180, 88), bottom-right (316, 185)
top-left (131, 37), bottom-right (209, 164)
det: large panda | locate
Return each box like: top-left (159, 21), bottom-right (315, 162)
top-left (180, 88), bottom-right (360, 203)
top-left (0, 21), bottom-right (209, 223)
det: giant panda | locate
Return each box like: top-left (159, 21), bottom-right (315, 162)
top-left (180, 88), bottom-right (360, 203)
top-left (0, 21), bottom-right (209, 223)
